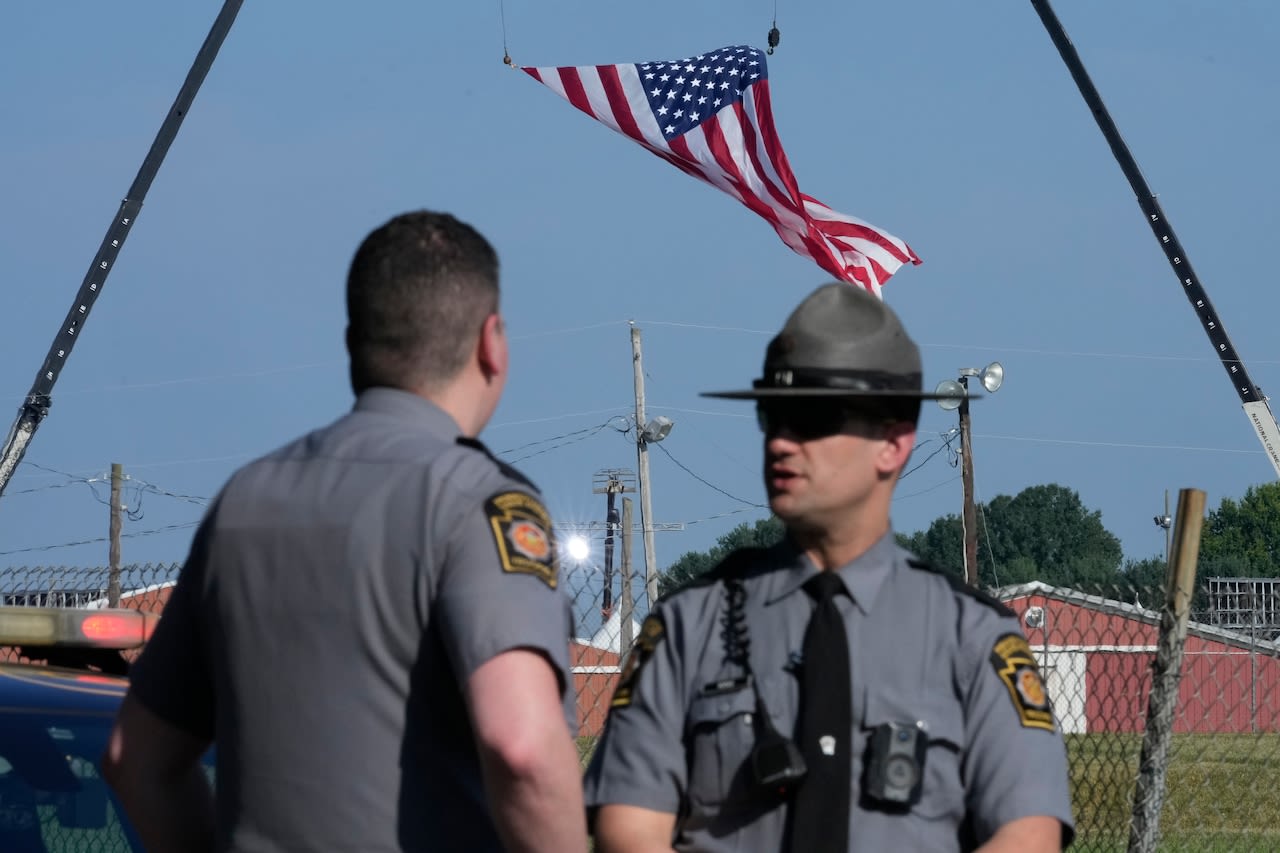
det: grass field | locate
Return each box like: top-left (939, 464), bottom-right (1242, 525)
top-left (1067, 732), bottom-right (1280, 852)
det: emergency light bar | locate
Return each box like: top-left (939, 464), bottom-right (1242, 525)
top-left (0, 606), bottom-right (156, 649)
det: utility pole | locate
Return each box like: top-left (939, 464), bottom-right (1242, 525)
top-left (959, 376), bottom-right (979, 587)
top-left (108, 462), bottom-right (123, 607)
top-left (592, 468), bottom-right (635, 622)
top-left (630, 323), bottom-right (660, 607)
top-left (619, 498), bottom-right (635, 653)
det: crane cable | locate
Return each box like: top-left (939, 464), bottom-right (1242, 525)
top-left (497, 0), bottom-right (514, 67)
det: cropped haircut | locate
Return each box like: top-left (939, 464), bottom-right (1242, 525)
top-left (346, 211), bottom-right (499, 394)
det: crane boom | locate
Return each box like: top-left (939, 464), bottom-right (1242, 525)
top-left (0, 0), bottom-right (244, 498)
top-left (1029, 0), bottom-right (1280, 478)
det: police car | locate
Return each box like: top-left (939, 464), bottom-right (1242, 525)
top-left (0, 604), bottom-right (206, 853)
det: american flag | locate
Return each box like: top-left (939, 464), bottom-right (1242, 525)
top-left (523, 45), bottom-right (921, 296)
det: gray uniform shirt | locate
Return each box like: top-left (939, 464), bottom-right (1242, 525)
top-left (585, 533), bottom-right (1075, 852)
top-left (130, 388), bottom-right (576, 853)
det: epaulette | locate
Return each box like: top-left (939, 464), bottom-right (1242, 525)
top-left (906, 558), bottom-right (1015, 618)
top-left (659, 546), bottom-right (765, 602)
top-left (456, 436), bottom-right (536, 491)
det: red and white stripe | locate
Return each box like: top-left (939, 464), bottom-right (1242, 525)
top-left (524, 60), bottom-right (920, 297)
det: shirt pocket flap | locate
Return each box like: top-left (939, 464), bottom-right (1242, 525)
top-left (689, 685), bottom-right (757, 729)
top-left (863, 692), bottom-right (963, 749)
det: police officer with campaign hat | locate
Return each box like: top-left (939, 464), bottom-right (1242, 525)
top-left (585, 282), bottom-right (1075, 852)
top-left (104, 211), bottom-right (589, 853)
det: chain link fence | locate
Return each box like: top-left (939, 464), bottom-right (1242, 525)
top-left (5, 563), bottom-right (1279, 849)
top-left (1000, 579), bottom-right (1280, 853)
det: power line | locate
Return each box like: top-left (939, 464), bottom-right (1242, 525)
top-left (501, 421), bottom-right (622, 465)
top-left (0, 521), bottom-right (200, 557)
top-left (978, 433), bottom-right (1260, 454)
top-left (894, 474), bottom-right (961, 502)
top-left (129, 478), bottom-right (211, 507)
top-left (651, 442), bottom-right (766, 508)
top-left (975, 486), bottom-right (1001, 589)
top-left (680, 506), bottom-right (764, 526)
top-left (495, 420), bottom-right (626, 457)
top-left (899, 430), bottom-right (960, 481)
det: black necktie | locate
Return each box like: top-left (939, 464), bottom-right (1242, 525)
top-left (788, 571), bottom-right (852, 853)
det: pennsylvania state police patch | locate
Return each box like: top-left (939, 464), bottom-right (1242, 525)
top-left (486, 491), bottom-right (559, 589)
top-left (990, 632), bottom-right (1055, 731)
top-left (611, 614), bottom-right (665, 709)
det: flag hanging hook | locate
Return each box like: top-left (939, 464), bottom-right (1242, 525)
top-left (497, 0), bottom-right (516, 66)
top-left (766, 0), bottom-right (781, 54)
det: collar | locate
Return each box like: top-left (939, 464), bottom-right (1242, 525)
top-left (764, 530), bottom-right (901, 615)
top-left (353, 387), bottom-right (462, 439)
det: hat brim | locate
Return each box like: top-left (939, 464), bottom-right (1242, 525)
top-left (701, 388), bottom-right (978, 401)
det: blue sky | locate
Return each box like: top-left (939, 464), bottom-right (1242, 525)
top-left (3, 2), bottom-right (1278, 604)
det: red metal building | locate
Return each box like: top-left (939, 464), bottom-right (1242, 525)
top-left (998, 581), bottom-right (1280, 734)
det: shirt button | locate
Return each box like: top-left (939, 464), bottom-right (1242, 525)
top-left (743, 713), bottom-right (753, 726)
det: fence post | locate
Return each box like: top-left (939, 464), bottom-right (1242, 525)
top-left (1127, 487), bottom-right (1206, 853)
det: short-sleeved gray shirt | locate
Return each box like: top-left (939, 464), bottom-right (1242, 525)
top-left (130, 388), bottom-right (576, 853)
top-left (585, 533), bottom-right (1075, 852)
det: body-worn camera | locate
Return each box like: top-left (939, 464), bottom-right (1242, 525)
top-left (863, 721), bottom-right (928, 806)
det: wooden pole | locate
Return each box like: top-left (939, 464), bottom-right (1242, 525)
top-left (619, 497), bottom-right (635, 654)
top-left (959, 377), bottom-right (979, 585)
top-left (631, 324), bottom-right (660, 608)
top-left (1128, 488), bottom-right (1206, 853)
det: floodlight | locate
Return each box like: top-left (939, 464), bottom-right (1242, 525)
top-left (640, 415), bottom-right (675, 443)
top-left (565, 536), bottom-right (590, 562)
top-left (934, 379), bottom-right (964, 411)
top-left (980, 362), bottom-right (1004, 394)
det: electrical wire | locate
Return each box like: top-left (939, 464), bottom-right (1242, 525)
top-left (495, 421), bottom-right (624, 457)
top-left (129, 478), bottom-right (211, 507)
top-left (975, 486), bottom-right (1001, 589)
top-left (893, 474), bottom-right (961, 502)
top-left (0, 522), bottom-right (200, 557)
top-left (898, 429), bottom-right (960, 480)
top-left (977, 433), bottom-right (1259, 454)
top-left (651, 442), bottom-right (766, 508)
top-left (680, 506), bottom-right (763, 526)
top-left (502, 422), bottom-right (620, 465)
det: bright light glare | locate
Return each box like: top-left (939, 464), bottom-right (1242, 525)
top-left (566, 536), bottom-right (590, 562)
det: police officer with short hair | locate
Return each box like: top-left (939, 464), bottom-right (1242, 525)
top-left (103, 211), bottom-right (589, 853)
top-left (586, 283), bottom-right (1075, 852)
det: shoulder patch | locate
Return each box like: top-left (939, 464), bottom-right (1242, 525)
top-left (611, 614), bottom-right (665, 708)
top-left (485, 491), bottom-right (558, 588)
top-left (457, 436), bottom-right (536, 490)
top-left (906, 559), bottom-right (1015, 618)
top-left (989, 632), bottom-right (1055, 731)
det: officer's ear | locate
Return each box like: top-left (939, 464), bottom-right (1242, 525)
top-left (476, 313), bottom-right (508, 382)
top-left (875, 420), bottom-right (916, 479)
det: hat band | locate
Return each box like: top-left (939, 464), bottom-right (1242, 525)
top-left (752, 367), bottom-right (923, 392)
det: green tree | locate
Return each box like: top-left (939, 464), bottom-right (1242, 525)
top-left (1122, 555), bottom-right (1168, 607)
top-left (900, 483), bottom-right (1124, 589)
top-left (1199, 482), bottom-right (1280, 577)
top-left (660, 517), bottom-right (786, 596)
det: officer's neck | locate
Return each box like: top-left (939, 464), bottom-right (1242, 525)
top-left (793, 517), bottom-right (890, 572)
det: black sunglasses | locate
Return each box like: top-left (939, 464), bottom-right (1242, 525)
top-left (756, 402), bottom-right (882, 441)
